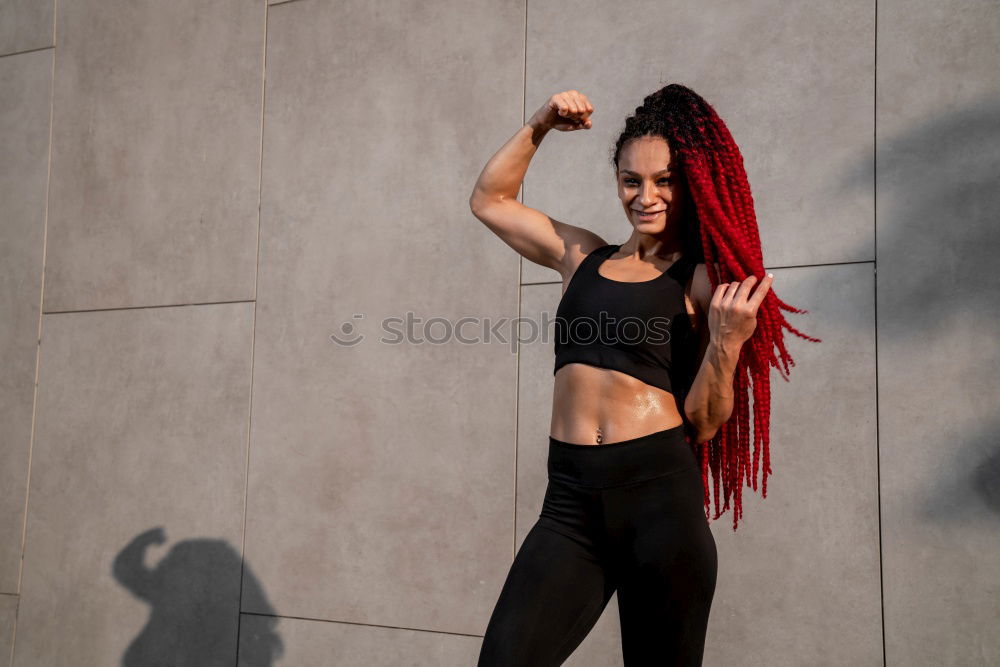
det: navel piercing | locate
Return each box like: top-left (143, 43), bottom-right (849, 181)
top-left (595, 426), bottom-right (603, 445)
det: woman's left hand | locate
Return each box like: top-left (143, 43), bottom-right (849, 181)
top-left (707, 273), bottom-right (774, 351)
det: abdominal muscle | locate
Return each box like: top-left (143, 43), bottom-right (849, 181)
top-left (550, 363), bottom-right (686, 446)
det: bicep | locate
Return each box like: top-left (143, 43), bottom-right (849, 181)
top-left (469, 197), bottom-right (606, 278)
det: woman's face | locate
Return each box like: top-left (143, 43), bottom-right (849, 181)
top-left (615, 135), bottom-right (687, 235)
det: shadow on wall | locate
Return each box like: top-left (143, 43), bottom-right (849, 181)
top-left (112, 527), bottom-right (282, 666)
top-left (841, 96), bottom-right (1000, 523)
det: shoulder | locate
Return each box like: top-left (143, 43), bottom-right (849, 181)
top-left (560, 237), bottom-right (612, 280)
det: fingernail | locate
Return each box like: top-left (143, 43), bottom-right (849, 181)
top-left (767, 273), bottom-right (773, 278)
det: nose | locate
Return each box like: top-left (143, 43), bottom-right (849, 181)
top-left (640, 180), bottom-right (659, 206)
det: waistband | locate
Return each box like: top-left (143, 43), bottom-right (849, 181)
top-left (547, 423), bottom-right (696, 488)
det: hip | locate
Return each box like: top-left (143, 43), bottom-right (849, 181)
top-left (547, 423), bottom-right (697, 489)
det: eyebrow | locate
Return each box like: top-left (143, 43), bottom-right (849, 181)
top-left (620, 168), bottom-right (674, 176)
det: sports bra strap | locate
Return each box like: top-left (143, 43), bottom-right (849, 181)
top-left (580, 244), bottom-right (619, 271)
top-left (593, 244), bottom-right (618, 259)
top-left (666, 253), bottom-right (697, 284)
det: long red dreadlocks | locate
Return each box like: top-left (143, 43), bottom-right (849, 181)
top-left (612, 84), bottom-right (821, 531)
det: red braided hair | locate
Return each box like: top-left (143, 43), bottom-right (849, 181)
top-left (612, 84), bottom-right (821, 531)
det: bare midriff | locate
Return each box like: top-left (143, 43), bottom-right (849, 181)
top-left (550, 363), bottom-right (685, 446)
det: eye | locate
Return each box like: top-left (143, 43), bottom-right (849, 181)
top-left (622, 177), bottom-right (673, 186)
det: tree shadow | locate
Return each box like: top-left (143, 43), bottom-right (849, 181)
top-left (838, 95), bottom-right (1000, 523)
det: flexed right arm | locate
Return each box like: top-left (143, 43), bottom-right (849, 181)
top-left (469, 91), bottom-right (607, 278)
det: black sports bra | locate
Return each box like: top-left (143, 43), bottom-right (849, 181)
top-left (553, 243), bottom-right (699, 395)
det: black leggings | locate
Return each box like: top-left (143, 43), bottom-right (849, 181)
top-left (478, 424), bottom-right (717, 666)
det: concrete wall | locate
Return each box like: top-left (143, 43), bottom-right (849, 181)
top-left (1, 0), bottom-right (996, 664)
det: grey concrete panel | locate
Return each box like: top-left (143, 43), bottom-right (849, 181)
top-left (521, 0), bottom-right (874, 286)
top-left (0, 594), bottom-right (15, 667)
top-left (0, 49), bottom-right (50, 596)
top-left (237, 612), bottom-right (482, 666)
top-left (0, 0), bottom-right (54, 56)
top-left (517, 282), bottom-right (625, 664)
top-left (42, 0), bottom-right (264, 312)
top-left (245, 0), bottom-right (523, 635)
top-left (877, 1), bottom-right (1000, 663)
top-left (13, 304), bottom-right (252, 666)
top-left (513, 283), bottom-right (556, 551)
top-left (708, 262), bottom-right (880, 665)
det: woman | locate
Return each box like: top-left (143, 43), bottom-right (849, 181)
top-left (469, 84), bottom-right (816, 666)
